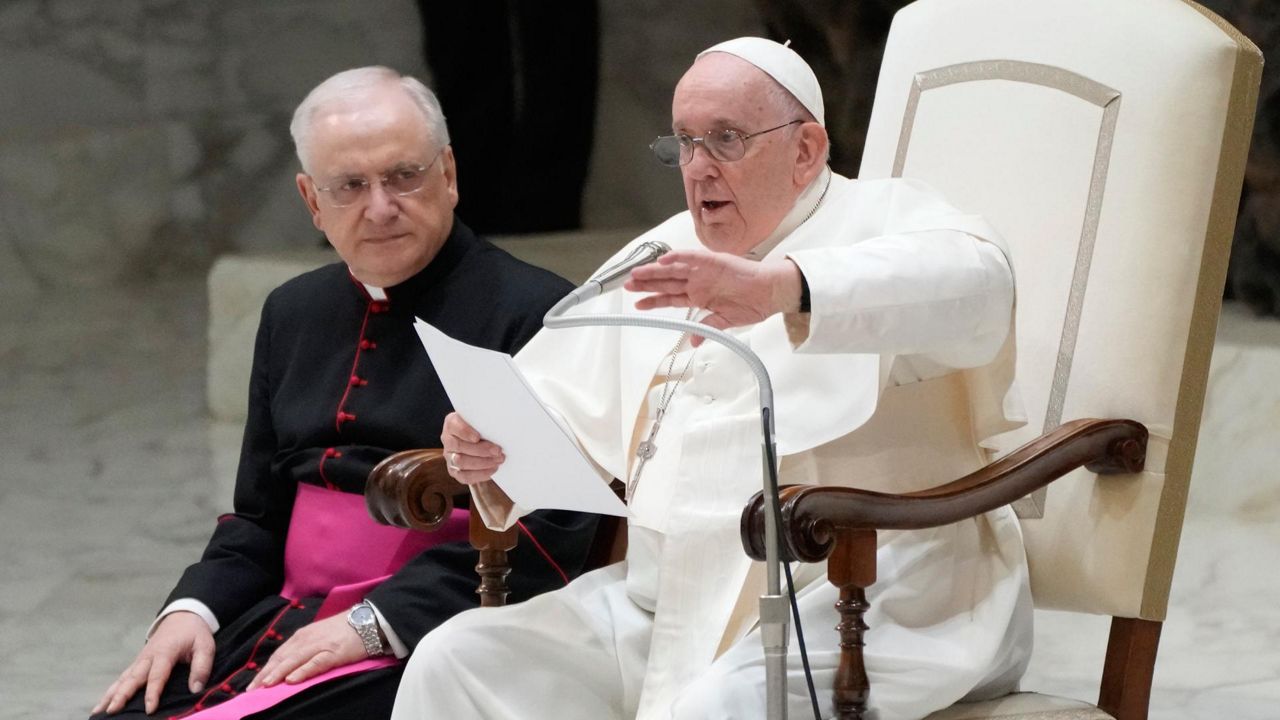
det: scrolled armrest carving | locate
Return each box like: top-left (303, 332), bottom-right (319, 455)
top-left (742, 418), bottom-right (1147, 563)
top-left (741, 487), bottom-right (841, 563)
top-left (366, 449), bottom-right (468, 531)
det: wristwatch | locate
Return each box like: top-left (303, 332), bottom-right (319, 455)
top-left (346, 601), bottom-right (388, 657)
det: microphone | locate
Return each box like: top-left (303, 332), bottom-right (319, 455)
top-left (570, 240), bottom-right (670, 303)
top-left (540, 236), bottom-right (793, 720)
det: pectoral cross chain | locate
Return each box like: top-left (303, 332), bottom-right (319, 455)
top-left (627, 408), bottom-right (664, 503)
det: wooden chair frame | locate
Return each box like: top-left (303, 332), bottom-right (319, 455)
top-left (740, 418), bottom-right (1152, 720)
top-left (365, 449), bottom-right (625, 607)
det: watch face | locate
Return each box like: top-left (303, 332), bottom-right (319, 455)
top-left (350, 605), bottom-right (375, 625)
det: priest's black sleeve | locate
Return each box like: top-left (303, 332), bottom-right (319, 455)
top-left (163, 299), bottom-right (294, 625)
top-left (363, 507), bottom-right (598, 650)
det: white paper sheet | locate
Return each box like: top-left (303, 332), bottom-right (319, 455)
top-left (414, 319), bottom-right (630, 517)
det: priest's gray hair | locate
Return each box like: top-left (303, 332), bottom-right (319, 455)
top-left (290, 66), bottom-right (450, 174)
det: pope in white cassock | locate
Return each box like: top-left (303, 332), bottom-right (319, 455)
top-left (393, 37), bottom-right (1033, 720)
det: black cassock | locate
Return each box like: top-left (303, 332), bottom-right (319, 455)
top-left (93, 220), bottom-right (599, 720)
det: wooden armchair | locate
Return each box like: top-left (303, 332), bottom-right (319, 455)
top-left (741, 1), bottom-right (1261, 719)
top-left (365, 448), bottom-right (627, 606)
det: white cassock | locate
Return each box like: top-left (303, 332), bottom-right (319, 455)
top-left (393, 168), bottom-right (1033, 720)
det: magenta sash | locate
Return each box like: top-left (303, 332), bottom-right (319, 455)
top-left (185, 483), bottom-right (469, 719)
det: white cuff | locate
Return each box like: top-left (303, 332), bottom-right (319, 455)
top-left (148, 598), bottom-right (219, 641)
top-left (364, 599), bottom-right (409, 659)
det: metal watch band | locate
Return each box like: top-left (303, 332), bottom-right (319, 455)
top-left (348, 602), bottom-right (386, 657)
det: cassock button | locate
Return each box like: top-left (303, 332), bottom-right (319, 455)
top-left (246, 661), bottom-right (259, 670)
top-left (337, 411), bottom-right (356, 423)
top-left (324, 447), bottom-right (338, 458)
top-left (220, 683), bottom-right (232, 692)
top-left (360, 339), bottom-right (377, 350)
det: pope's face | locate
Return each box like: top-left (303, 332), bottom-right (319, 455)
top-left (672, 54), bottom-right (806, 255)
top-left (296, 86), bottom-right (458, 288)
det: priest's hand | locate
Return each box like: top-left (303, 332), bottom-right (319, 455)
top-left (247, 613), bottom-right (364, 691)
top-left (441, 412), bottom-right (507, 486)
top-left (625, 250), bottom-right (803, 346)
top-left (93, 610), bottom-right (215, 716)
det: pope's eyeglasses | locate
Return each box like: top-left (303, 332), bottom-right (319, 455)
top-left (649, 120), bottom-right (803, 167)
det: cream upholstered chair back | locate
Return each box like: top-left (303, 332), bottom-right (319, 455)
top-left (858, 0), bottom-right (1260, 622)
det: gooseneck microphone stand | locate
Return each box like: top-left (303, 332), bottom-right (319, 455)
top-left (542, 242), bottom-right (791, 720)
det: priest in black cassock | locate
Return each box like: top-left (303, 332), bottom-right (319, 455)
top-left (90, 67), bottom-right (598, 720)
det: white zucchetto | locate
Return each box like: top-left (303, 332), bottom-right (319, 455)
top-left (696, 37), bottom-right (825, 126)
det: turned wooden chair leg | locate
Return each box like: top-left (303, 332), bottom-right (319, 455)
top-left (828, 529), bottom-right (878, 720)
top-left (470, 509), bottom-right (518, 607)
top-left (1098, 617), bottom-right (1162, 720)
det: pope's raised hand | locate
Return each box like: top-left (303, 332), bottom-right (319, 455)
top-left (624, 250), bottom-right (803, 346)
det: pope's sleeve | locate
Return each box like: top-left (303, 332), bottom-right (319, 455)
top-left (162, 296), bottom-right (294, 626)
top-left (785, 181), bottom-right (1014, 369)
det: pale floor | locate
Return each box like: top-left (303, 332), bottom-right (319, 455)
top-left (0, 278), bottom-right (1277, 719)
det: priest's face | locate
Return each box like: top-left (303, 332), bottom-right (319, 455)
top-left (671, 54), bottom-right (808, 255)
top-left (296, 85), bottom-right (458, 288)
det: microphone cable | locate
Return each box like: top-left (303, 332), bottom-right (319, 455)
top-left (763, 407), bottom-right (823, 720)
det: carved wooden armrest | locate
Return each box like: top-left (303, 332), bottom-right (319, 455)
top-left (738, 417), bottom-right (1147, 720)
top-left (365, 449), bottom-right (467, 532)
top-left (741, 417), bottom-right (1147, 563)
top-left (365, 448), bottom-right (520, 607)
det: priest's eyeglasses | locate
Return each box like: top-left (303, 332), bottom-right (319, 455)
top-left (649, 120), bottom-right (803, 167)
top-left (314, 149), bottom-right (444, 207)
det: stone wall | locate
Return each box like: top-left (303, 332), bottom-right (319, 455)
top-left (0, 0), bottom-right (767, 296)
top-left (581, 0), bottom-right (764, 229)
top-left (0, 0), bottom-right (426, 293)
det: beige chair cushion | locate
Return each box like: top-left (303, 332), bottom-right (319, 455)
top-left (859, 0), bottom-right (1260, 620)
top-left (925, 692), bottom-right (1114, 720)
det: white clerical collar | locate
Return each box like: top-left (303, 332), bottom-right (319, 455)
top-left (361, 281), bottom-right (388, 301)
top-left (745, 165), bottom-right (832, 260)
